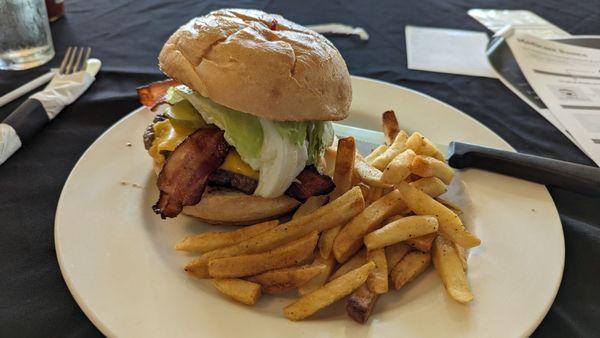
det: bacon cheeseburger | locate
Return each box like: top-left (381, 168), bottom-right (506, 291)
top-left (139, 9), bottom-right (351, 224)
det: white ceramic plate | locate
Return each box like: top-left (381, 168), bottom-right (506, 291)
top-left (55, 76), bottom-right (564, 338)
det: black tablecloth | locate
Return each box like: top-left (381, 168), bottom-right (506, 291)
top-left (1, 1), bottom-right (599, 337)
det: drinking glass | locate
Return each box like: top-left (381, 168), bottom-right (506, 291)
top-left (0, 0), bottom-right (55, 70)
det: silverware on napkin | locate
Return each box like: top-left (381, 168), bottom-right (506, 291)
top-left (0, 47), bottom-right (101, 165)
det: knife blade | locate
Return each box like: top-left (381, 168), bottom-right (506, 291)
top-left (333, 123), bottom-right (600, 197)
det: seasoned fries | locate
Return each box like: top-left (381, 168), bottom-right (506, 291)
top-left (333, 190), bottom-right (404, 263)
top-left (298, 254), bottom-right (336, 296)
top-left (381, 149), bottom-right (416, 184)
top-left (365, 186), bottom-right (384, 205)
top-left (248, 264), bottom-right (327, 294)
top-left (284, 262), bottom-right (376, 321)
top-left (347, 283), bottom-right (379, 324)
top-left (364, 145), bottom-right (387, 164)
top-left (366, 248), bottom-right (388, 294)
top-left (175, 220), bottom-right (279, 253)
top-left (454, 242), bottom-right (468, 271)
top-left (186, 187), bottom-right (364, 278)
top-left (432, 236), bottom-right (473, 303)
top-left (354, 156), bottom-right (390, 188)
top-left (410, 155), bottom-right (454, 184)
top-left (406, 233), bottom-right (437, 252)
top-left (174, 109), bottom-right (480, 323)
top-left (371, 131), bottom-right (408, 170)
top-left (293, 195), bottom-right (328, 219)
top-left (406, 132), bottom-right (444, 161)
top-left (410, 177), bottom-right (447, 198)
top-left (390, 251), bottom-right (431, 290)
top-left (436, 197), bottom-right (463, 215)
top-left (419, 137), bottom-right (445, 161)
top-left (385, 242), bottom-right (411, 269)
top-left (395, 181), bottom-right (480, 248)
top-left (212, 278), bottom-right (262, 305)
top-left (329, 248), bottom-right (366, 281)
top-left (330, 137), bottom-right (356, 200)
top-left (382, 110), bottom-right (401, 146)
top-left (320, 137), bottom-right (356, 257)
top-left (364, 215), bottom-right (439, 251)
top-left (208, 231), bottom-right (318, 278)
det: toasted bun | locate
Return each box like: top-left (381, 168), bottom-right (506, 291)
top-left (159, 8), bottom-right (351, 121)
top-left (152, 162), bottom-right (299, 225)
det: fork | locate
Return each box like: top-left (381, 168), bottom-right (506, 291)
top-left (0, 47), bottom-right (96, 165)
top-left (59, 46), bottom-right (92, 75)
top-left (0, 46), bottom-right (92, 108)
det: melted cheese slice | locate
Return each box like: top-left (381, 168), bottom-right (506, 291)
top-left (148, 120), bottom-right (259, 179)
top-left (221, 150), bottom-right (260, 179)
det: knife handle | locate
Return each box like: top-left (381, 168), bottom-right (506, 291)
top-left (447, 141), bottom-right (600, 197)
top-left (2, 98), bottom-right (49, 143)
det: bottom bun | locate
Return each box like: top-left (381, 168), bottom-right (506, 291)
top-left (153, 162), bottom-right (299, 225)
top-left (182, 187), bottom-right (300, 225)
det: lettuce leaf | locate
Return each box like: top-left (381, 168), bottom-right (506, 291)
top-left (307, 121), bottom-right (334, 165)
top-left (165, 85), bottom-right (334, 171)
top-left (167, 86), bottom-right (263, 169)
top-left (255, 118), bottom-right (308, 198)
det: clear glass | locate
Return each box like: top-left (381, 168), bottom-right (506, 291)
top-left (0, 0), bottom-right (55, 70)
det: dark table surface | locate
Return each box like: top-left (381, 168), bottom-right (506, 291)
top-left (1, 0), bottom-right (599, 337)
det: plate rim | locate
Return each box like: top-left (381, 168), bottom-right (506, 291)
top-left (55, 75), bottom-right (565, 337)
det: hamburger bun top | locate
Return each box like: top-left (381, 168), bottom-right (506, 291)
top-left (158, 8), bottom-right (352, 122)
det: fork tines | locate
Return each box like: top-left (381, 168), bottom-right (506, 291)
top-left (59, 47), bottom-right (92, 75)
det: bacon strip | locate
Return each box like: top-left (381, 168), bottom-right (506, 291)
top-left (153, 128), bottom-right (230, 218)
top-left (136, 79), bottom-right (179, 109)
top-left (286, 166), bottom-right (335, 202)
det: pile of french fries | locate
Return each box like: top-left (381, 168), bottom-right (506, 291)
top-left (175, 110), bottom-right (481, 323)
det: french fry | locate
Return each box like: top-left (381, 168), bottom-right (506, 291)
top-left (283, 261), bottom-right (376, 321)
top-left (390, 251), bottom-right (431, 290)
top-left (330, 137), bottom-right (356, 200)
top-left (208, 231), bottom-right (319, 278)
top-left (365, 186), bottom-right (384, 205)
top-left (410, 155), bottom-right (454, 184)
top-left (318, 228), bottom-right (340, 259)
top-left (247, 264), bottom-right (327, 294)
top-left (354, 157), bottom-right (390, 188)
top-left (333, 190), bottom-right (405, 263)
top-left (175, 220), bottom-right (279, 253)
top-left (454, 242), bottom-right (468, 271)
top-left (436, 197), bottom-right (463, 215)
top-left (406, 233), bottom-right (436, 252)
top-left (212, 278), bottom-right (262, 305)
top-left (382, 110), bottom-right (401, 146)
top-left (405, 132), bottom-right (444, 161)
top-left (395, 181), bottom-right (480, 248)
top-left (358, 183), bottom-right (371, 200)
top-left (293, 195), bottom-right (328, 219)
top-left (319, 137), bottom-right (357, 258)
top-left (385, 242), bottom-right (411, 270)
top-left (419, 137), bottom-right (445, 161)
top-left (410, 177), bottom-right (447, 198)
top-left (298, 254), bottom-right (336, 296)
top-left (366, 248), bottom-right (388, 294)
top-left (405, 132), bottom-right (423, 152)
top-left (329, 248), bottom-right (366, 281)
top-left (186, 187), bottom-right (365, 278)
top-left (323, 146), bottom-right (337, 177)
top-left (371, 131), bottom-right (409, 170)
top-left (431, 235), bottom-right (473, 303)
top-left (381, 149), bottom-right (416, 184)
top-left (364, 145), bottom-right (388, 164)
top-left (364, 215), bottom-right (439, 251)
top-left (347, 283), bottom-right (379, 324)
